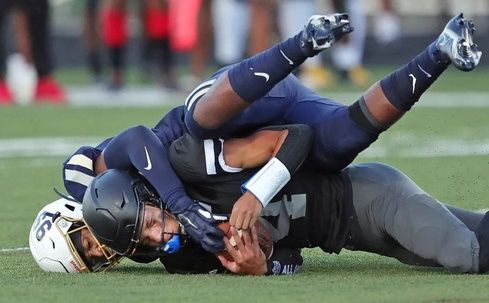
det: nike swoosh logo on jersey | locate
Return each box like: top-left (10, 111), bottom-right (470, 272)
top-left (280, 48), bottom-right (294, 65)
top-left (409, 74), bottom-right (417, 94)
top-left (417, 64), bottom-right (432, 78)
top-left (143, 146), bottom-right (152, 170)
top-left (254, 72), bottom-right (270, 82)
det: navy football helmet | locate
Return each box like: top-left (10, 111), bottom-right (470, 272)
top-left (82, 169), bottom-right (163, 256)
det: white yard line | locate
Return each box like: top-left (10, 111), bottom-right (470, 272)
top-left (0, 137), bottom-right (102, 158)
top-left (65, 88), bottom-right (489, 108)
top-left (1, 135), bottom-right (489, 160)
top-left (0, 247), bottom-right (29, 253)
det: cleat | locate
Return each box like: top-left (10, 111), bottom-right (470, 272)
top-left (0, 80), bottom-right (13, 104)
top-left (434, 13), bottom-right (482, 71)
top-left (34, 76), bottom-right (67, 103)
top-left (476, 212), bottom-right (489, 273)
top-left (301, 14), bottom-right (354, 51)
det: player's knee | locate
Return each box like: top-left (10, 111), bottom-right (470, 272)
top-left (403, 194), bottom-right (478, 273)
top-left (437, 231), bottom-right (478, 273)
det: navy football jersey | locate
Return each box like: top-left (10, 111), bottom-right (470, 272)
top-left (169, 133), bottom-right (354, 254)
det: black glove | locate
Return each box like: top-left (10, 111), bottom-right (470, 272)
top-left (176, 202), bottom-right (226, 253)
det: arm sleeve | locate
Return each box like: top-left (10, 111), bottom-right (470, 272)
top-left (266, 247), bottom-right (303, 275)
top-left (103, 125), bottom-right (193, 213)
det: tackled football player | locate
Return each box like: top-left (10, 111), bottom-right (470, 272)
top-left (64, 13), bottom-right (481, 259)
top-left (83, 123), bottom-right (489, 275)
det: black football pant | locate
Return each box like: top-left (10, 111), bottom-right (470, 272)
top-left (344, 162), bottom-right (481, 273)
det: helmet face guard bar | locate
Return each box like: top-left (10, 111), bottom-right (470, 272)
top-left (125, 176), bottom-right (163, 256)
top-left (65, 217), bottom-right (123, 272)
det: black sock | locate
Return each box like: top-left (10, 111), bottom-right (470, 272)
top-left (380, 42), bottom-right (450, 111)
top-left (228, 33), bottom-right (314, 103)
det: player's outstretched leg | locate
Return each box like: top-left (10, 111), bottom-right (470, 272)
top-left (432, 13), bottom-right (482, 71)
top-left (185, 13), bottom-right (353, 137)
top-left (348, 13), bottom-right (482, 133)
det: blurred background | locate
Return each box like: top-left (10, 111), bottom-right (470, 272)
top-left (0, 0), bottom-right (488, 105)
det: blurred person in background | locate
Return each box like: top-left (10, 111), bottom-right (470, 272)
top-left (141, 0), bottom-right (178, 90)
top-left (185, 0), bottom-right (213, 89)
top-left (260, 0), bottom-right (370, 89)
top-left (247, 0), bottom-right (276, 55)
top-left (100, 0), bottom-right (191, 90)
top-left (100, 0), bottom-right (127, 90)
top-left (292, 0), bottom-right (370, 89)
top-left (278, 0), bottom-right (333, 89)
top-left (0, 0), bottom-right (66, 104)
top-left (329, 0), bottom-right (370, 87)
top-left (373, 0), bottom-right (401, 45)
top-left (83, 0), bottom-right (104, 84)
top-left (211, 0), bottom-right (249, 67)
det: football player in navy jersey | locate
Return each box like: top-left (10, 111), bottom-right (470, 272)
top-left (183, 13), bottom-right (481, 231)
top-left (82, 124), bottom-right (489, 275)
top-left (64, 13), bottom-right (482, 256)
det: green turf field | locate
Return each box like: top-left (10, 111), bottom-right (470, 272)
top-left (1, 66), bottom-right (489, 302)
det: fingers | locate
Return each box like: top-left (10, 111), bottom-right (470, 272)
top-left (232, 227), bottom-right (259, 254)
top-left (241, 215), bottom-right (252, 230)
top-left (221, 228), bottom-right (267, 275)
top-left (230, 208), bottom-right (248, 230)
top-left (230, 226), bottom-right (246, 251)
top-left (223, 235), bottom-right (239, 260)
top-left (248, 210), bottom-right (260, 229)
top-left (230, 211), bottom-right (244, 230)
top-left (250, 225), bottom-right (258, 245)
top-left (249, 226), bottom-right (264, 257)
top-left (240, 226), bottom-right (252, 247)
top-left (230, 202), bottom-right (262, 230)
top-left (216, 253), bottom-right (238, 272)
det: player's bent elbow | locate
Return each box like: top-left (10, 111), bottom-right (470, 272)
top-left (184, 113), bottom-right (221, 139)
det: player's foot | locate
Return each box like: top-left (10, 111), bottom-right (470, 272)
top-left (433, 13), bottom-right (482, 71)
top-left (34, 76), bottom-right (67, 103)
top-left (301, 14), bottom-right (353, 51)
top-left (475, 211), bottom-right (489, 273)
top-left (0, 80), bottom-right (13, 105)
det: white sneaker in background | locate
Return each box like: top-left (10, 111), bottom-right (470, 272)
top-left (6, 53), bottom-right (37, 105)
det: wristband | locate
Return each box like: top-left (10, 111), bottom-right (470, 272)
top-left (241, 157), bottom-right (291, 207)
